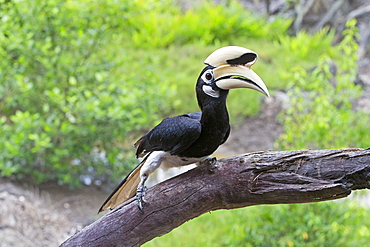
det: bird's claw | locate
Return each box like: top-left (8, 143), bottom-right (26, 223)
top-left (136, 186), bottom-right (149, 210)
top-left (201, 157), bottom-right (218, 173)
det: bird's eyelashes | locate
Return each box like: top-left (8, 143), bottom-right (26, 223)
top-left (201, 69), bottom-right (214, 84)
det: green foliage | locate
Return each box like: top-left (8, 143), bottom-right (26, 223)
top-left (274, 28), bottom-right (336, 89)
top-left (0, 0), bottom-right (292, 185)
top-left (0, 0), bottom-right (367, 188)
top-left (0, 0), bottom-right (176, 186)
top-left (116, 0), bottom-right (293, 121)
top-left (127, 0), bottom-right (291, 49)
top-left (1, 1), bottom-right (369, 246)
top-left (145, 198), bottom-right (370, 247)
top-left (277, 19), bottom-right (369, 150)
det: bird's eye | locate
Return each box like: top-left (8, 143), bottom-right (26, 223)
top-left (202, 70), bottom-right (214, 84)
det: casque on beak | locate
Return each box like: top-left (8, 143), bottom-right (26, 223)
top-left (204, 46), bottom-right (270, 97)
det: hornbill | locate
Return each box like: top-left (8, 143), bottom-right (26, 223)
top-left (99, 46), bottom-right (269, 212)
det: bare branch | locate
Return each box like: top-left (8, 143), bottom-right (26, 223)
top-left (311, 0), bottom-right (345, 34)
top-left (346, 4), bottom-right (370, 20)
top-left (61, 148), bottom-right (370, 247)
top-left (293, 0), bottom-right (316, 34)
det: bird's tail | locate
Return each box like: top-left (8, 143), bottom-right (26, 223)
top-left (98, 157), bottom-right (147, 213)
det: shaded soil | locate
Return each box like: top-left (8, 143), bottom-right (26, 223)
top-left (218, 92), bottom-right (288, 155)
top-left (0, 178), bottom-right (108, 246)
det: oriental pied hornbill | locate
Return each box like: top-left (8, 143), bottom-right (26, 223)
top-left (99, 46), bottom-right (269, 212)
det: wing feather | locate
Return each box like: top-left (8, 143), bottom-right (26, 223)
top-left (135, 113), bottom-right (202, 157)
top-left (98, 155), bottom-right (149, 212)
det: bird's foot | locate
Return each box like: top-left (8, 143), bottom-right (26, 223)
top-left (136, 185), bottom-right (149, 211)
top-left (200, 157), bottom-right (218, 173)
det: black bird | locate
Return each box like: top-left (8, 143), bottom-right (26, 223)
top-left (99, 46), bottom-right (269, 212)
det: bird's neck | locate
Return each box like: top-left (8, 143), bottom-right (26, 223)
top-left (200, 95), bottom-right (229, 127)
top-left (178, 92), bottom-right (230, 158)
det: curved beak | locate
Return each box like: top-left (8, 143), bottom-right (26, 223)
top-left (214, 65), bottom-right (270, 97)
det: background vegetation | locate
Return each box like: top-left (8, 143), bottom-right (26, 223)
top-left (0, 0), bottom-right (369, 246)
top-left (145, 199), bottom-right (370, 247)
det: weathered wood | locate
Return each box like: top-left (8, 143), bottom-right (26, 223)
top-left (61, 148), bottom-right (370, 247)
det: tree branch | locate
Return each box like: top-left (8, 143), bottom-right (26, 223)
top-left (311, 0), bottom-right (345, 34)
top-left (61, 148), bottom-right (370, 247)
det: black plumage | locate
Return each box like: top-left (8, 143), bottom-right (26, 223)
top-left (226, 52), bottom-right (257, 65)
top-left (135, 66), bottom-right (230, 159)
top-left (99, 46), bottom-right (269, 212)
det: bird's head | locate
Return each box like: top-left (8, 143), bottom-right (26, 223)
top-left (197, 46), bottom-right (269, 100)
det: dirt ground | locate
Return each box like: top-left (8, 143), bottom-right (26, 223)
top-left (0, 178), bottom-right (107, 246)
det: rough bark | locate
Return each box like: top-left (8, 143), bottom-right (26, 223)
top-left (61, 148), bottom-right (370, 247)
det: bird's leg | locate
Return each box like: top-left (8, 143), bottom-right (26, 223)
top-left (136, 173), bottom-right (149, 211)
top-left (198, 157), bottom-right (218, 173)
top-left (136, 151), bottom-right (166, 210)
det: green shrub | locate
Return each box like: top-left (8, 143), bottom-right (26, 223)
top-left (1, 0), bottom-right (366, 187)
top-left (145, 198), bottom-right (370, 247)
top-left (127, 0), bottom-right (291, 49)
top-left (0, 0), bottom-right (176, 186)
top-left (1, 1), bottom-right (368, 246)
top-left (277, 19), bottom-right (369, 150)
